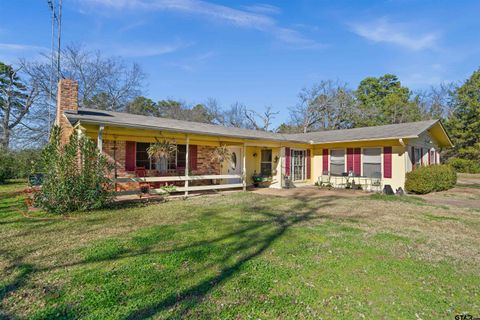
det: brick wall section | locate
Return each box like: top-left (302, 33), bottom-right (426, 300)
top-left (193, 145), bottom-right (220, 175)
top-left (55, 79), bottom-right (78, 145)
top-left (102, 140), bottom-right (127, 177)
top-left (102, 140), bottom-right (221, 190)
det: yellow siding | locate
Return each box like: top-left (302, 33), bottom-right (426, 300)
top-left (82, 123), bottom-right (413, 190)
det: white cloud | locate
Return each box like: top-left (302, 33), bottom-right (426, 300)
top-left (79, 0), bottom-right (321, 48)
top-left (0, 43), bottom-right (47, 51)
top-left (113, 42), bottom-right (188, 57)
top-left (0, 42), bottom-right (49, 64)
top-left (242, 4), bottom-right (281, 15)
top-left (350, 18), bottom-right (438, 51)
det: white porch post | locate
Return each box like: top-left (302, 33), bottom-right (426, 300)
top-left (242, 143), bottom-right (247, 191)
top-left (97, 125), bottom-right (104, 153)
top-left (185, 135), bottom-right (189, 197)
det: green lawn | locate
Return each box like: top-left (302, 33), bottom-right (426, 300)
top-left (1, 182), bottom-right (479, 319)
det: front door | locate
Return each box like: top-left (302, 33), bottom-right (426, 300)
top-left (227, 146), bottom-right (242, 183)
top-left (291, 150), bottom-right (306, 181)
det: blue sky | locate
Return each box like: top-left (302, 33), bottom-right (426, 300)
top-left (1, 0), bottom-right (480, 126)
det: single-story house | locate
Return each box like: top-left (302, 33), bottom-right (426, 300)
top-left (55, 79), bottom-right (453, 195)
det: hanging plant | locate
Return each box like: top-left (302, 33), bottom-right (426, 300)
top-left (211, 145), bottom-right (231, 167)
top-left (147, 138), bottom-right (177, 161)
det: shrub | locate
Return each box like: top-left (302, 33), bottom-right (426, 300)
top-left (405, 165), bottom-right (457, 194)
top-left (447, 157), bottom-right (480, 173)
top-left (34, 126), bottom-right (113, 214)
top-left (0, 151), bottom-right (15, 184)
top-left (0, 149), bottom-right (43, 184)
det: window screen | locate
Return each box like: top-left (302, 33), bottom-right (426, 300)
top-left (136, 142), bottom-right (151, 169)
top-left (260, 149), bottom-right (272, 176)
top-left (415, 148), bottom-right (422, 166)
top-left (363, 148), bottom-right (381, 178)
top-left (176, 145), bottom-right (186, 168)
top-left (330, 149), bottom-right (345, 176)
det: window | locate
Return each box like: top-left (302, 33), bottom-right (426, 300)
top-left (414, 148), bottom-right (421, 167)
top-left (330, 149), bottom-right (345, 176)
top-left (136, 143), bottom-right (186, 171)
top-left (430, 150), bottom-right (435, 165)
top-left (363, 148), bottom-right (381, 178)
top-left (260, 149), bottom-right (272, 176)
top-left (176, 145), bottom-right (187, 168)
top-left (291, 149), bottom-right (306, 181)
top-left (136, 142), bottom-right (151, 169)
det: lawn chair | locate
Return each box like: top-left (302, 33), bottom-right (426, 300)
top-left (318, 171), bottom-right (332, 189)
top-left (370, 171), bottom-right (382, 192)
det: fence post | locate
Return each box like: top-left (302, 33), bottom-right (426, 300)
top-left (97, 125), bottom-right (104, 153)
top-left (243, 143), bottom-right (246, 191)
top-left (185, 135), bottom-right (189, 197)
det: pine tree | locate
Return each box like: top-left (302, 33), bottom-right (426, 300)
top-left (446, 69), bottom-right (480, 160)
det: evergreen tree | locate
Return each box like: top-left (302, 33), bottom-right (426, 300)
top-left (446, 69), bottom-right (480, 160)
top-left (354, 74), bottom-right (421, 127)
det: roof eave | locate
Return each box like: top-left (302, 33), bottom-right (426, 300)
top-left (70, 118), bottom-right (310, 144)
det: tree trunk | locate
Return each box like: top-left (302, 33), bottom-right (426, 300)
top-left (1, 110), bottom-right (10, 149)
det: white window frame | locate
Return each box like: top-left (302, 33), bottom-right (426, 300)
top-left (430, 149), bottom-right (435, 165)
top-left (361, 147), bottom-right (382, 178)
top-left (290, 149), bottom-right (307, 181)
top-left (260, 149), bottom-right (273, 176)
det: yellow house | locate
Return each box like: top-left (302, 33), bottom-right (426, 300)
top-left (56, 79), bottom-right (453, 195)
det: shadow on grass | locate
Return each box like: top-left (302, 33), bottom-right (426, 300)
top-left (122, 199), bottom-right (332, 319)
top-left (1, 193), bottom-right (336, 319)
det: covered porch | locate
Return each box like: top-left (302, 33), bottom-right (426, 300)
top-left (83, 124), bottom-right (313, 197)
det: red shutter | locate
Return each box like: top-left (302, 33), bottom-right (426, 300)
top-left (189, 144), bottom-right (197, 171)
top-left (306, 149), bottom-right (311, 179)
top-left (322, 149), bottom-right (328, 174)
top-left (420, 148), bottom-right (423, 166)
top-left (346, 148), bottom-right (354, 173)
top-left (285, 147), bottom-right (291, 176)
top-left (125, 141), bottom-right (136, 171)
top-left (428, 149), bottom-right (431, 165)
top-left (384, 147), bottom-right (392, 178)
top-left (353, 148), bottom-right (361, 176)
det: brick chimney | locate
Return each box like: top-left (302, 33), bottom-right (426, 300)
top-left (55, 79), bottom-right (78, 144)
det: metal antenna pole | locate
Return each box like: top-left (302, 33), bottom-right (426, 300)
top-left (57, 0), bottom-right (62, 80)
top-left (48, 0), bottom-right (55, 132)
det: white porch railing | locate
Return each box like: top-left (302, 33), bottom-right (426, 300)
top-left (113, 174), bottom-right (245, 197)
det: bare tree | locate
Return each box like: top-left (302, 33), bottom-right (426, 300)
top-left (205, 99), bottom-right (279, 131)
top-left (289, 80), bottom-right (354, 133)
top-left (414, 82), bottom-right (456, 120)
top-left (0, 63), bottom-right (39, 149)
top-left (18, 44), bottom-right (146, 146)
top-left (245, 106), bottom-right (279, 131)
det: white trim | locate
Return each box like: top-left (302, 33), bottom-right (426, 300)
top-left (361, 147), bottom-right (382, 178)
top-left (290, 148), bottom-right (307, 181)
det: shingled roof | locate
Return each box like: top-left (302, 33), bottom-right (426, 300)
top-left (65, 108), bottom-right (306, 142)
top-left (66, 108), bottom-right (448, 145)
top-left (287, 119), bottom-right (440, 143)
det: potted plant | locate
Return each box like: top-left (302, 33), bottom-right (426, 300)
top-left (147, 138), bottom-right (177, 162)
top-left (210, 145), bottom-right (232, 184)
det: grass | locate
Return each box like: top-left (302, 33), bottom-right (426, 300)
top-left (0, 179), bottom-right (27, 193)
top-left (457, 183), bottom-right (480, 189)
top-left (368, 193), bottom-right (427, 205)
top-left (1, 182), bottom-right (480, 319)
